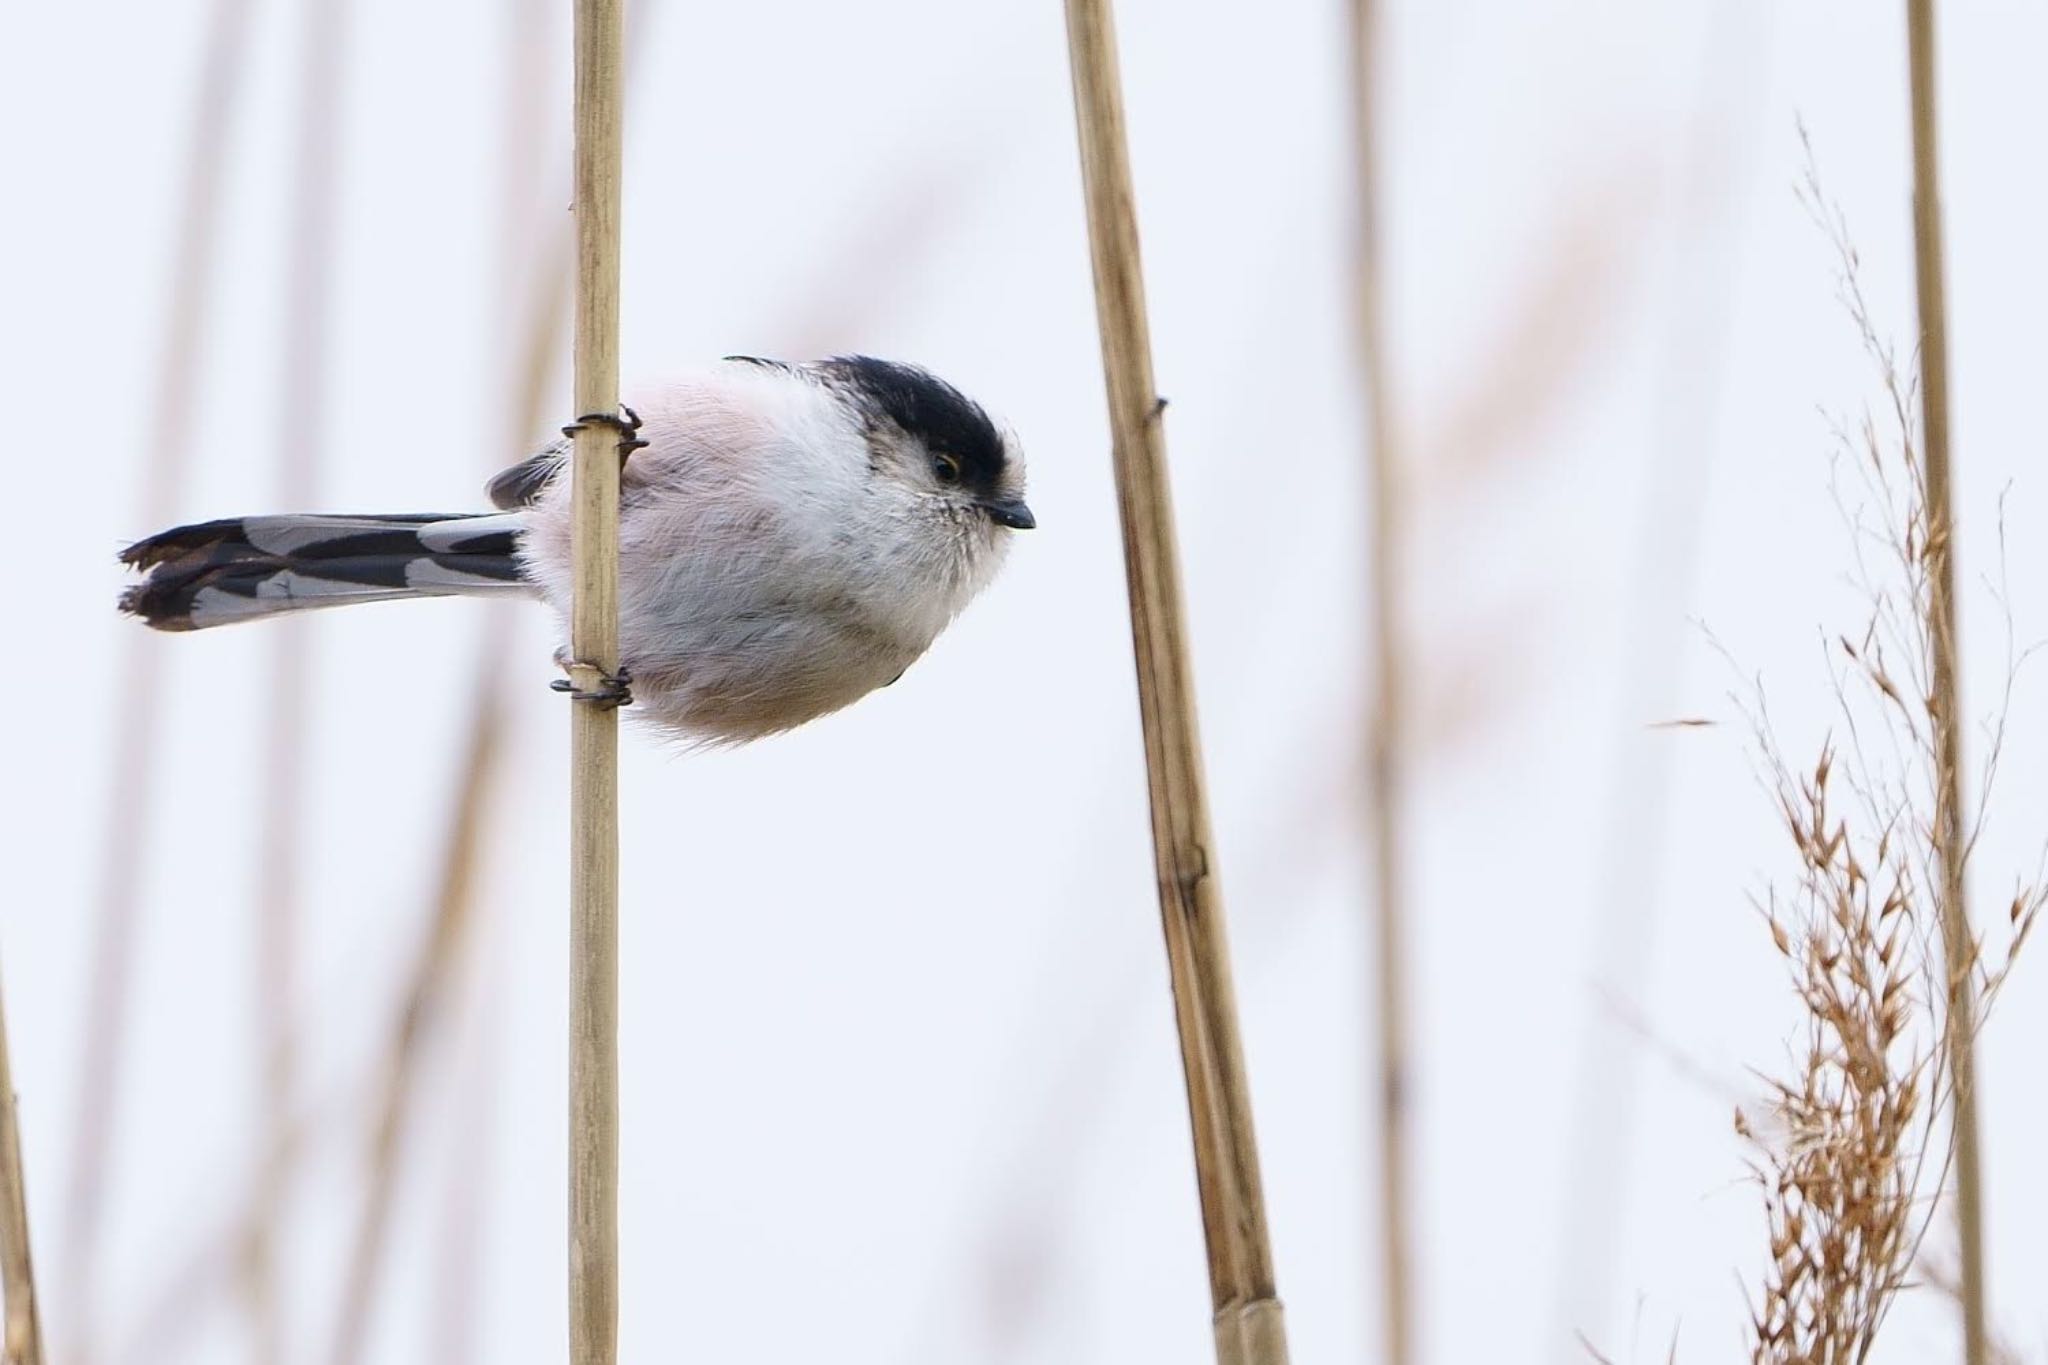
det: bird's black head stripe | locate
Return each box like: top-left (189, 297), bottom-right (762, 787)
top-left (723, 354), bottom-right (795, 374)
top-left (817, 356), bottom-right (1008, 497)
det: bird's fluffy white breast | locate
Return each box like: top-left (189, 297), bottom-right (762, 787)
top-left (514, 363), bottom-right (1002, 739)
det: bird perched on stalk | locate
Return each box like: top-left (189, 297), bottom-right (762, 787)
top-left (118, 355), bottom-right (1033, 743)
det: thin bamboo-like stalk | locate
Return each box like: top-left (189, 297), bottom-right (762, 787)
top-left (66, 3), bottom-right (256, 1358)
top-left (1060, 3), bottom-right (1287, 1360)
top-left (1548, 19), bottom-right (1755, 1355)
top-left (249, 2), bottom-right (349, 1356)
top-left (336, 8), bottom-right (674, 1348)
top-left (567, 3), bottom-right (628, 1360)
top-left (1904, 3), bottom-right (1984, 1361)
top-left (1347, 3), bottom-right (1412, 1361)
top-left (0, 962), bottom-right (44, 1365)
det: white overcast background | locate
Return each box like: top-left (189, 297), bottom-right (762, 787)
top-left (2, 1), bottom-right (2046, 1361)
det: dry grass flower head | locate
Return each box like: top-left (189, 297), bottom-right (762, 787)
top-left (1731, 139), bottom-right (2042, 1365)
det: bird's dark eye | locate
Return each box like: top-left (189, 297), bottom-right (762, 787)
top-left (932, 453), bottom-right (963, 484)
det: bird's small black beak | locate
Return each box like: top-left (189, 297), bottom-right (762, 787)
top-left (983, 498), bottom-right (1036, 530)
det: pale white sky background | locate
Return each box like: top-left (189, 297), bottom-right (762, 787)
top-left (1, 1), bottom-right (2045, 1362)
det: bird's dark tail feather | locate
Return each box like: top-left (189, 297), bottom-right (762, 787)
top-left (119, 512), bottom-right (531, 631)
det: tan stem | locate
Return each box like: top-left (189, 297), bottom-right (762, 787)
top-left (0, 963), bottom-right (44, 1365)
top-left (1905, 2), bottom-right (1985, 1362)
top-left (568, 3), bottom-right (627, 1361)
top-left (249, 1), bottom-right (350, 1356)
top-left (329, 0), bottom-right (585, 1344)
top-left (1060, 1), bottom-right (1288, 1360)
top-left (1349, 2), bottom-right (1413, 1362)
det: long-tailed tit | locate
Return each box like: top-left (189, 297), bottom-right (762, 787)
top-left (119, 355), bottom-right (1033, 743)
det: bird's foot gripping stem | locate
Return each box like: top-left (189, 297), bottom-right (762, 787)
top-left (561, 404), bottom-right (649, 465)
top-left (552, 648), bottom-right (633, 709)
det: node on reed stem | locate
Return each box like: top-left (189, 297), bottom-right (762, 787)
top-left (1060, 0), bottom-right (1288, 1360)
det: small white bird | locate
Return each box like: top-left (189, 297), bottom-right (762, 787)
top-left (120, 356), bottom-right (1033, 743)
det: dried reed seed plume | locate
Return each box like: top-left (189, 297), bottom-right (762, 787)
top-left (1742, 742), bottom-right (1922, 1363)
top-left (0, 962), bottom-right (44, 1365)
top-left (1736, 143), bottom-right (2042, 1364)
top-left (1062, 0), bottom-right (1287, 1361)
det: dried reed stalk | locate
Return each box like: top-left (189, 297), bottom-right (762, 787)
top-left (1060, 2), bottom-right (1288, 1360)
top-left (66, 3), bottom-right (256, 1357)
top-left (333, 9), bottom-right (686, 1349)
top-left (0, 963), bottom-right (43, 1365)
top-left (567, 2), bottom-right (628, 1359)
top-left (1347, 2), bottom-right (1413, 1361)
top-left (1902, 4), bottom-right (1984, 1359)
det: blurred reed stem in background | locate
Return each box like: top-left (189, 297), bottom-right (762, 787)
top-left (65, 2), bottom-right (257, 1360)
top-left (409, 24), bottom-right (566, 1362)
top-left (249, 1), bottom-right (351, 1358)
top-left (1347, 2), bottom-right (1414, 1362)
top-left (328, 0), bottom-right (588, 1351)
top-left (328, 696), bottom-right (504, 1365)
top-left (0, 961), bottom-right (44, 1365)
top-left (567, 2), bottom-right (630, 1360)
top-left (1060, 1), bottom-right (1288, 1360)
top-left (1903, 2), bottom-right (1985, 1359)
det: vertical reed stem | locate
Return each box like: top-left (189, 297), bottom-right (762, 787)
top-left (67, 6), bottom-right (255, 1356)
top-left (251, 2), bottom-right (348, 1355)
top-left (1348, 2), bottom-right (1413, 1362)
top-left (1904, 3), bottom-right (1984, 1361)
top-left (0, 963), bottom-right (43, 1365)
top-left (332, 1), bottom-right (585, 1348)
top-left (328, 692), bottom-right (502, 1365)
top-left (1060, 3), bottom-right (1288, 1361)
top-left (568, 2), bottom-right (627, 1361)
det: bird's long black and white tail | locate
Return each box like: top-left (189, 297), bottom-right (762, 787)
top-left (119, 512), bottom-right (531, 631)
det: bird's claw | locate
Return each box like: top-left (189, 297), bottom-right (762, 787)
top-left (551, 656), bottom-right (633, 709)
top-left (561, 404), bottom-right (649, 464)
